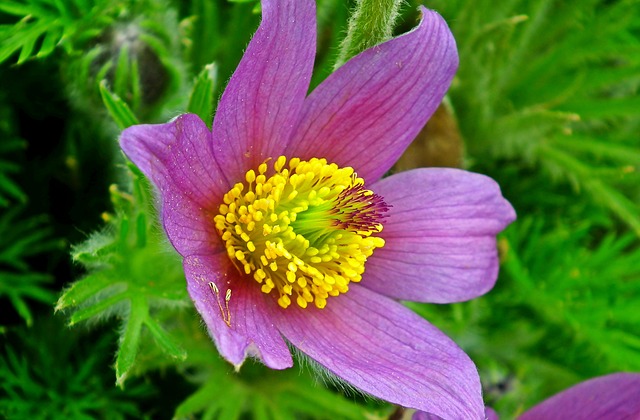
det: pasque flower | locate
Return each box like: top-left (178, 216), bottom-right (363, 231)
top-left (120, 0), bottom-right (515, 418)
top-left (518, 373), bottom-right (640, 420)
top-left (414, 372), bottom-right (640, 419)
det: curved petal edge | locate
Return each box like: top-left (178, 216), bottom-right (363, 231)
top-left (272, 285), bottom-right (485, 419)
top-left (291, 7), bottom-right (458, 182)
top-left (519, 373), bottom-right (640, 420)
top-left (184, 253), bottom-right (293, 370)
top-left (365, 168), bottom-right (515, 303)
top-left (119, 114), bottom-right (228, 256)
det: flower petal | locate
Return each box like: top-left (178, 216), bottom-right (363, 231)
top-left (272, 285), bottom-right (484, 419)
top-left (413, 407), bottom-right (498, 420)
top-left (290, 6), bottom-right (457, 182)
top-left (486, 407), bottom-right (500, 420)
top-left (519, 373), bottom-right (640, 420)
top-left (184, 254), bottom-right (293, 369)
top-left (211, 0), bottom-right (316, 185)
top-left (412, 410), bottom-right (443, 420)
top-left (120, 114), bottom-right (228, 256)
top-left (364, 168), bottom-right (515, 303)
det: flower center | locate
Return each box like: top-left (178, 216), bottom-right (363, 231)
top-left (213, 156), bottom-right (389, 309)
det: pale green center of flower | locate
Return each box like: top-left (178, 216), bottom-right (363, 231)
top-left (213, 156), bottom-right (388, 309)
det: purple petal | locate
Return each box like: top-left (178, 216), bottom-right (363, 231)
top-left (184, 254), bottom-right (293, 369)
top-left (272, 285), bottom-right (484, 419)
top-left (486, 407), bottom-right (500, 420)
top-left (413, 407), bottom-right (498, 420)
top-left (519, 373), bottom-right (640, 420)
top-left (289, 7), bottom-right (458, 183)
top-left (120, 114), bottom-right (228, 256)
top-left (364, 168), bottom-right (515, 303)
top-left (412, 411), bottom-right (443, 420)
top-left (211, 0), bottom-right (316, 185)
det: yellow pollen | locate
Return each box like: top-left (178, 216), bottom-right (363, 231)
top-left (214, 156), bottom-right (389, 309)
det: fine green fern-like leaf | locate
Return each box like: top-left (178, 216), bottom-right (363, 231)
top-left (501, 218), bottom-right (640, 374)
top-left (421, 0), bottom-right (640, 233)
top-left (0, 207), bottom-right (58, 326)
top-left (539, 143), bottom-right (640, 236)
top-left (0, 317), bottom-right (154, 418)
top-left (0, 208), bottom-right (56, 271)
top-left (176, 365), bottom-right (374, 420)
top-left (0, 174), bottom-right (25, 207)
top-left (56, 166), bottom-right (188, 387)
top-left (0, 95), bottom-right (27, 206)
top-left (187, 63), bottom-right (218, 128)
top-left (0, 272), bottom-right (52, 327)
top-left (0, 0), bottom-right (113, 64)
top-left (99, 80), bottom-right (140, 129)
top-left (173, 332), bottom-right (373, 420)
top-left (409, 216), bottom-right (640, 416)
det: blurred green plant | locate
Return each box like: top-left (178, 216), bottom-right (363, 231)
top-left (0, 0), bottom-right (184, 120)
top-left (0, 316), bottom-right (154, 418)
top-left (143, 309), bottom-right (378, 420)
top-left (500, 218), bottom-right (640, 373)
top-left (421, 0), bottom-right (640, 234)
top-left (0, 138), bottom-right (27, 207)
top-left (0, 0), bottom-right (113, 64)
top-left (55, 161), bottom-right (189, 386)
top-left (0, 207), bottom-right (58, 327)
top-left (0, 97), bottom-right (27, 207)
top-left (409, 215), bottom-right (640, 416)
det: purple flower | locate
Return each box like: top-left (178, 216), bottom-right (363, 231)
top-left (414, 373), bottom-right (640, 419)
top-left (120, 0), bottom-right (515, 418)
top-left (519, 373), bottom-right (640, 419)
top-left (413, 407), bottom-right (498, 420)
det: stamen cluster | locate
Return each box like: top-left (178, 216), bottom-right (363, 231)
top-left (214, 156), bottom-right (388, 309)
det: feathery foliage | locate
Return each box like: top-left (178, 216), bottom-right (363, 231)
top-left (0, 317), bottom-right (154, 418)
top-left (421, 0), bottom-right (640, 234)
top-left (0, 207), bottom-right (59, 327)
top-left (55, 162), bottom-right (189, 386)
top-left (2, 0), bottom-right (639, 418)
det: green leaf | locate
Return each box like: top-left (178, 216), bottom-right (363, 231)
top-left (0, 318), bottom-right (153, 418)
top-left (99, 80), bottom-right (140, 129)
top-left (0, 2), bottom-right (33, 16)
top-left (116, 295), bottom-right (147, 387)
top-left (69, 291), bottom-right (128, 325)
top-left (539, 144), bottom-right (640, 236)
top-left (553, 135), bottom-right (640, 165)
top-left (2, 272), bottom-right (53, 327)
top-left (36, 25), bottom-right (61, 58)
top-left (186, 0), bottom-right (221, 71)
top-left (58, 167), bottom-right (187, 386)
top-left (187, 63), bottom-right (218, 127)
top-left (0, 172), bottom-right (27, 205)
top-left (560, 97), bottom-right (640, 119)
top-left (143, 316), bottom-right (187, 361)
top-left (0, 7), bottom-right (59, 64)
top-left (174, 370), bottom-right (228, 418)
top-left (113, 45), bottom-right (131, 101)
top-left (56, 273), bottom-right (115, 312)
top-left (175, 359), bottom-right (372, 420)
top-left (0, 206), bottom-right (57, 326)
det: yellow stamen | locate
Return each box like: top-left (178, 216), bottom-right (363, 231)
top-left (214, 156), bottom-right (388, 309)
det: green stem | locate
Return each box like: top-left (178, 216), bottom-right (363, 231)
top-left (334, 0), bottom-right (403, 70)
